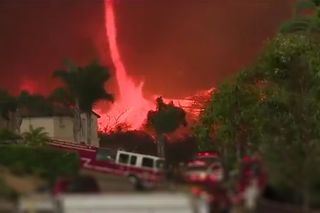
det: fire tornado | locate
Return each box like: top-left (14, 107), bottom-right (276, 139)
top-left (97, 0), bottom-right (212, 131)
top-left (98, 0), bottom-right (154, 130)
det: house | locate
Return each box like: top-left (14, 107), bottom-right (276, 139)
top-left (19, 107), bottom-right (100, 147)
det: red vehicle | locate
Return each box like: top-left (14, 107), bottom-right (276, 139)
top-left (49, 140), bottom-right (165, 186)
top-left (193, 150), bottom-right (219, 165)
top-left (183, 159), bottom-right (223, 184)
top-left (195, 150), bottom-right (218, 158)
top-left (182, 150), bottom-right (223, 184)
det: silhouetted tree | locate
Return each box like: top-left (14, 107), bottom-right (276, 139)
top-left (99, 130), bottom-right (156, 155)
top-left (147, 97), bottom-right (187, 158)
top-left (53, 60), bottom-right (113, 144)
top-left (48, 87), bottom-right (74, 108)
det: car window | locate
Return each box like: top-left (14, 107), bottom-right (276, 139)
top-left (142, 157), bottom-right (154, 168)
top-left (130, 155), bottom-right (137, 166)
top-left (119, 153), bottom-right (129, 164)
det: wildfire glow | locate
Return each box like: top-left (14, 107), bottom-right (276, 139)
top-left (19, 79), bottom-right (37, 94)
top-left (97, 0), bottom-right (213, 132)
top-left (97, 0), bottom-right (154, 131)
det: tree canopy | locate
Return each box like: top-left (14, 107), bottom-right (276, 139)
top-left (147, 97), bottom-right (187, 158)
top-left (53, 60), bottom-right (114, 144)
top-left (280, 0), bottom-right (320, 33)
top-left (147, 97), bottom-right (187, 135)
top-left (53, 60), bottom-right (113, 113)
top-left (195, 33), bottom-right (320, 207)
top-left (17, 91), bottom-right (53, 115)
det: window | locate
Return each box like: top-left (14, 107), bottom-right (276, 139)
top-left (130, 155), bottom-right (137, 166)
top-left (142, 157), bottom-right (154, 168)
top-left (119, 153), bottom-right (129, 164)
top-left (96, 148), bottom-right (115, 161)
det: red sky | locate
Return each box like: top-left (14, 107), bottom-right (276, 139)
top-left (0, 0), bottom-right (293, 98)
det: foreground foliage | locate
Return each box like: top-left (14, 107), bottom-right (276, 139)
top-left (22, 126), bottom-right (49, 147)
top-left (195, 34), bottom-right (320, 209)
top-left (0, 145), bottom-right (80, 182)
top-left (0, 129), bottom-right (21, 144)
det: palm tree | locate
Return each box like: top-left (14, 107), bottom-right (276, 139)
top-left (78, 61), bottom-right (114, 145)
top-left (52, 62), bottom-right (82, 143)
top-left (280, 0), bottom-right (320, 33)
top-left (147, 97), bottom-right (187, 158)
top-left (48, 87), bottom-right (74, 108)
top-left (23, 126), bottom-right (49, 147)
top-left (53, 60), bottom-right (113, 145)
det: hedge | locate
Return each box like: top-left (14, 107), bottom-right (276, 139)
top-left (0, 145), bottom-right (80, 181)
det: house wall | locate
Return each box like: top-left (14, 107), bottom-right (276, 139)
top-left (53, 116), bottom-right (74, 142)
top-left (21, 113), bottom-right (100, 147)
top-left (20, 117), bottom-right (55, 137)
top-left (80, 113), bottom-right (99, 147)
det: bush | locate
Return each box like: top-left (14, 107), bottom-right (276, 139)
top-left (0, 129), bottom-right (21, 144)
top-left (0, 145), bottom-right (80, 182)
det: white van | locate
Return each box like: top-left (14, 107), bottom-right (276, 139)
top-left (114, 150), bottom-right (165, 187)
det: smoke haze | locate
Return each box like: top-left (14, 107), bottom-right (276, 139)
top-left (0, 0), bottom-right (293, 97)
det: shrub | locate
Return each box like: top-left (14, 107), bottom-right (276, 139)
top-left (0, 145), bottom-right (80, 182)
top-left (22, 126), bottom-right (49, 147)
top-left (0, 129), bottom-right (21, 144)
